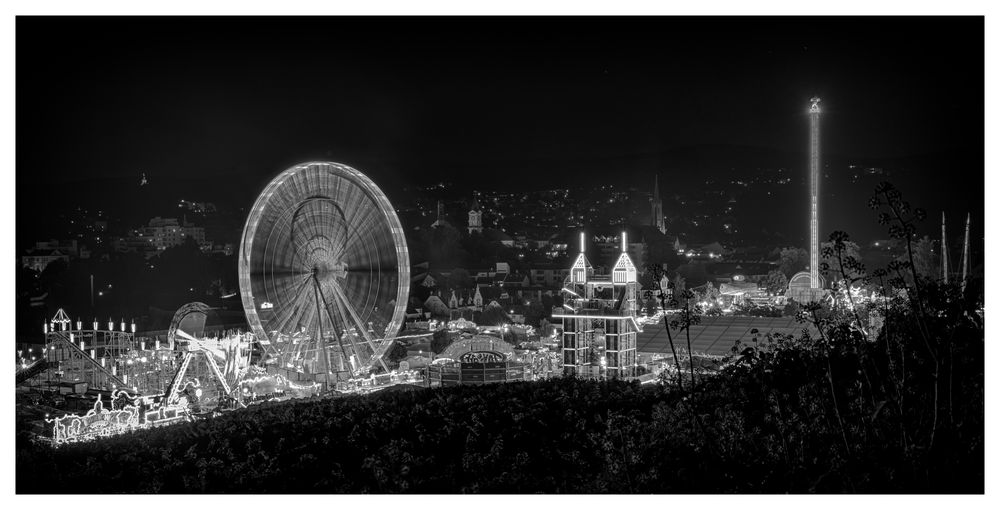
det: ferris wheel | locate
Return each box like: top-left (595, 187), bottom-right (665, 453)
top-left (238, 162), bottom-right (410, 380)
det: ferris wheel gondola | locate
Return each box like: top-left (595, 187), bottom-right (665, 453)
top-left (238, 162), bottom-right (410, 382)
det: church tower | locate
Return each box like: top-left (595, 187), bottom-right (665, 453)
top-left (651, 174), bottom-right (665, 234)
top-left (468, 197), bottom-right (483, 235)
top-left (431, 200), bottom-right (445, 228)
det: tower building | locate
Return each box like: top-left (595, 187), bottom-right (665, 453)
top-left (651, 174), bottom-right (666, 234)
top-left (431, 200), bottom-right (447, 228)
top-left (554, 231), bottom-right (640, 379)
top-left (468, 197), bottom-right (483, 235)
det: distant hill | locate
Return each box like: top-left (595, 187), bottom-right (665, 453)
top-left (16, 144), bottom-right (982, 250)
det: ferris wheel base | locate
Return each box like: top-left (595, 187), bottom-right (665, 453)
top-left (265, 365), bottom-right (360, 389)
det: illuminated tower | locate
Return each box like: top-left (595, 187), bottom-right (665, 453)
top-left (809, 97), bottom-right (821, 289)
top-left (651, 174), bottom-right (665, 234)
top-left (555, 231), bottom-right (639, 379)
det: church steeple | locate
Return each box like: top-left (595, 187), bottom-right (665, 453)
top-left (468, 195), bottom-right (483, 235)
top-left (651, 174), bottom-right (665, 234)
top-left (431, 200), bottom-right (445, 228)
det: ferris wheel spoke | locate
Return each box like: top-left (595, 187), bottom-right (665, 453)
top-left (332, 212), bottom-right (382, 264)
top-left (348, 226), bottom-right (387, 324)
top-left (328, 199), bottom-right (378, 256)
top-left (262, 272), bottom-right (312, 323)
top-left (261, 267), bottom-right (311, 276)
top-left (329, 280), bottom-right (390, 372)
top-left (268, 276), bottom-right (316, 342)
top-left (315, 277), bottom-right (365, 376)
top-left (340, 274), bottom-right (378, 326)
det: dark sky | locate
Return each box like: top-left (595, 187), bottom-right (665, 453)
top-left (16, 16), bottom-right (984, 206)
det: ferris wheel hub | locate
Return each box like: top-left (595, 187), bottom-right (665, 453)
top-left (312, 260), bottom-right (347, 280)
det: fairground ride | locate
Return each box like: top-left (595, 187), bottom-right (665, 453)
top-left (238, 162), bottom-right (410, 390)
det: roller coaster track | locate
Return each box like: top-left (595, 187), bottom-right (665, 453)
top-left (45, 331), bottom-right (129, 389)
top-left (15, 358), bottom-right (48, 384)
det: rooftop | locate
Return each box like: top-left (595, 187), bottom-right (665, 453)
top-left (636, 316), bottom-right (819, 357)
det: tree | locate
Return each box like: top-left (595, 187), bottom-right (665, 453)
top-left (904, 235), bottom-right (939, 280)
top-left (763, 269), bottom-right (788, 296)
top-left (643, 297), bottom-right (659, 316)
top-left (447, 268), bottom-right (473, 289)
top-left (821, 239), bottom-right (863, 282)
top-left (478, 304), bottom-right (509, 326)
top-left (418, 223), bottom-right (468, 268)
top-left (524, 300), bottom-right (547, 326)
top-left (704, 283), bottom-right (720, 303)
top-left (385, 342), bottom-right (408, 364)
top-left (781, 299), bottom-right (800, 317)
top-left (638, 269), bottom-right (657, 291)
top-left (539, 318), bottom-right (554, 337)
top-left (431, 329), bottom-right (453, 354)
top-left (779, 247), bottom-right (809, 279)
top-left (676, 263), bottom-right (708, 288)
top-left (671, 274), bottom-right (687, 308)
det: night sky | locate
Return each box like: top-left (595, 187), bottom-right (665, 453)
top-left (16, 16), bottom-right (984, 241)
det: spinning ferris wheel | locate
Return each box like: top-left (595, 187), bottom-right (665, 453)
top-left (238, 162), bottom-right (410, 381)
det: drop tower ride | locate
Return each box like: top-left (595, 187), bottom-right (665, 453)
top-left (809, 97), bottom-right (821, 290)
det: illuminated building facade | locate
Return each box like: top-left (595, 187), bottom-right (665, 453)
top-left (21, 248), bottom-right (70, 272)
top-left (554, 232), bottom-right (640, 379)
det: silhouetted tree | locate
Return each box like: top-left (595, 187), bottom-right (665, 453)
top-left (431, 329), bottom-right (453, 354)
top-left (821, 238), bottom-right (863, 282)
top-left (478, 304), bottom-right (509, 326)
top-left (779, 247), bottom-right (809, 279)
top-left (763, 269), bottom-right (788, 296)
top-left (447, 268), bottom-right (473, 289)
top-left (386, 343), bottom-right (408, 364)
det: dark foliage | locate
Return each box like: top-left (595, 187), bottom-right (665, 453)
top-left (430, 329), bottom-right (453, 354)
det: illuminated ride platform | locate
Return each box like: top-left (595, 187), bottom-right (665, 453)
top-left (425, 335), bottom-right (527, 387)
